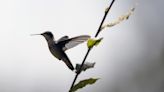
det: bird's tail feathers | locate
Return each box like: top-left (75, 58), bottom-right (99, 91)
top-left (62, 57), bottom-right (74, 71)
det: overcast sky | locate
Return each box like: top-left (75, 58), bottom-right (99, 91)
top-left (0, 0), bottom-right (163, 92)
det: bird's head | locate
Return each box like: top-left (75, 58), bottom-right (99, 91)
top-left (31, 31), bottom-right (54, 41)
top-left (41, 31), bottom-right (54, 41)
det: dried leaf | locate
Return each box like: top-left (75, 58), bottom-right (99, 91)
top-left (75, 62), bottom-right (96, 73)
top-left (101, 6), bottom-right (135, 30)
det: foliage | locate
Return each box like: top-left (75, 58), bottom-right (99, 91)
top-left (87, 38), bottom-right (103, 48)
top-left (70, 78), bottom-right (99, 92)
top-left (69, 1), bottom-right (135, 92)
top-left (75, 62), bottom-right (96, 73)
top-left (101, 7), bottom-right (135, 30)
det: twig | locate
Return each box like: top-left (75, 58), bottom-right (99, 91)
top-left (69, 0), bottom-right (115, 91)
top-left (95, 0), bottom-right (115, 37)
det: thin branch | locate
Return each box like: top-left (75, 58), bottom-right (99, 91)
top-left (95, 0), bottom-right (115, 37)
top-left (69, 48), bottom-right (91, 91)
top-left (69, 0), bottom-right (115, 91)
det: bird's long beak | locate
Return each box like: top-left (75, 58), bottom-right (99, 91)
top-left (30, 34), bottom-right (42, 36)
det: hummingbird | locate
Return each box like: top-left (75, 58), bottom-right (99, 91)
top-left (32, 31), bottom-right (90, 71)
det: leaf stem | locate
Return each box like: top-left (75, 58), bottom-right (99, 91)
top-left (69, 0), bottom-right (115, 91)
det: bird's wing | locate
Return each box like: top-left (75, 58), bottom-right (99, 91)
top-left (57, 35), bottom-right (90, 51)
top-left (57, 36), bottom-right (69, 42)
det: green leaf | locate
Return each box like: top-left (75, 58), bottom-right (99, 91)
top-left (70, 78), bottom-right (99, 92)
top-left (87, 38), bottom-right (103, 48)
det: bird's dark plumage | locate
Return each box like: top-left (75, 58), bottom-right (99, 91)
top-left (37, 31), bottom-right (90, 71)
